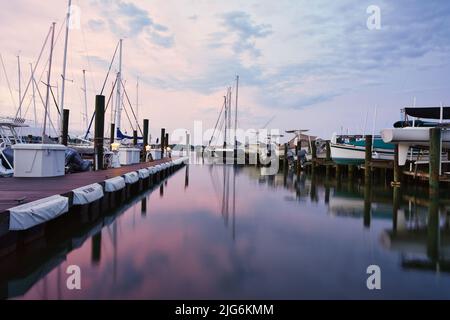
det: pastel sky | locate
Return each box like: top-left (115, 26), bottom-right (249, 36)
top-left (1, 0), bottom-right (450, 144)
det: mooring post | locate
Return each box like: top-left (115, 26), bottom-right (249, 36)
top-left (110, 123), bottom-right (115, 147)
top-left (165, 133), bottom-right (170, 158)
top-left (296, 141), bottom-right (302, 174)
top-left (365, 135), bottom-right (373, 184)
top-left (429, 128), bottom-right (441, 197)
top-left (94, 95), bottom-right (105, 171)
top-left (62, 109), bottom-right (69, 146)
top-left (160, 128), bottom-right (165, 159)
top-left (283, 143), bottom-right (288, 173)
top-left (325, 141), bottom-right (331, 178)
top-left (143, 119), bottom-right (149, 147)
top-left (311, 140), bottom-right (317, 171)
top-left (143, 119), bottom-right (149, 162)
top-left (133, 130), bottom-right (138, 146)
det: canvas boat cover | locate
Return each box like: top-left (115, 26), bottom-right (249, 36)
top-left (124, 171), bottom-right (139, 184)
top-left (138, 168), bottom-right (150, 179)
top-left (9, 195), bottom-right (69, 231)
top-left (405, 107), bottom-right (450, 120)
top-left (104, 176), bottom-right (126, 192)
top-left (72, 183), bottom-right (104, 205)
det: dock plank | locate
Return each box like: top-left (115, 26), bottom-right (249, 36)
top-left (0, 158), bottom-right (172, 214)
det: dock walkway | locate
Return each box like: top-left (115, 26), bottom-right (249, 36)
top-left (0, 158), bottom-right (172, 215)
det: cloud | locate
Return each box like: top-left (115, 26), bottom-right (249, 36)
top-left (148, 31), bottom-right (174, 49)
top-left (217, 11), bottom-right (272, 57)
top-left (88, 19), bottom-right (105, 32)
top-left (90, 0), bottom-right (174, 48)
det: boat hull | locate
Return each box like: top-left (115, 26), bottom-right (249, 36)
top-left (331, 143), bottom-right (394, 165)
top-left (381, 127), bottom-right (450, 165)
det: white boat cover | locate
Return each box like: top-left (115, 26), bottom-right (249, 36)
top-left (9, 195), bottom-right (69, 231)
top-left (124, 171), bottom-right (139, 184)
top-left (104, 176), bottom-right (126, 192)
top-left (147, 167), bottom-right (156, 174)
top-left (138, 168), bottom-right (150, 179)
top-left (72, 183), bottom-right (104, 205)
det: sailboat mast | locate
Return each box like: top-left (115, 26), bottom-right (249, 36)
top-left (234, 75), bottom-right (239, 149)
top-left (42, 22), bottom-right (56, 142)
top-left (82, 69), bottom-right (88, 132)
top-left (60, 0), bottom-right (72, 142)
top-left (114, 39), bottom-right (123, 142)
top-left (30, 63), bottom-right (37, 126)
top-left (224, 94), bottom-right (227, 147)
top-left (228, 87), bottom-right (232, 136)
top-left (136, 76), bottom-right (139, 130)
top-left (17, 55), bottom-right (22, 118)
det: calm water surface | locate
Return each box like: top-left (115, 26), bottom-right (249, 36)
top-left (4, 159), bottom-right (450, 299)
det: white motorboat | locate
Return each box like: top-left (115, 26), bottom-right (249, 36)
top-left (381, 106), bottom-right (450, 165)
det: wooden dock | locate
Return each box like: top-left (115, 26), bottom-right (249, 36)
top-left (0, 158), bottom-right (173, 215)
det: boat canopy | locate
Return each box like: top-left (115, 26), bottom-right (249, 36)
top-left (405, 107), bottom-right (450, 120)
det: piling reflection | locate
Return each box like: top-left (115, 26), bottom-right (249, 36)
top-left (246, 166), bottom-right (450, 276)
top-left (1, 163), bottom-right (450, 299)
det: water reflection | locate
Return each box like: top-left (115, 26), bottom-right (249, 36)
top-left (2, 161), bottom-right (450, 299)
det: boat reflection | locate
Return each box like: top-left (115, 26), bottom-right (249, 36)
top-left (2, 162), bottom-right (450, 299)
top-left (244, 166), bottom-right (450, 274)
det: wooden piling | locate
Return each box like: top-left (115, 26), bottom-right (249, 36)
top-left (325, 141), bottom-right (331, 178)
top-left (62, 109), bottom-right (69, 146)
top-left (160, 128), bottom-right (165, 159)
top-left (143, 119), bottom-right (149, 147)
top-left (429, 127), bottom-right (441, 196)
top-left (133, 130), bottom-right (138, 146)
top-left (94, 95), bottom-right (105, 171)
top-left (311, 141), bottom-right (317, 161)
top-left (165, 133), bottom-right (170, 157)
top-left (283, 143), bottom-right (288, 173)
top-left (110, 123), bottom-right (115, 146)
top-left (364, 135), bottom-right (372, 184)
top-left (296, 141), bottom-right (302, 174)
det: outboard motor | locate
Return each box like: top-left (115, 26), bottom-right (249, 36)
top-left (1, 147), bottom-right (14, 169)
top-left (65, 148), bottom-right (92, 173)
